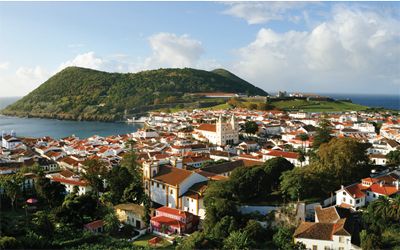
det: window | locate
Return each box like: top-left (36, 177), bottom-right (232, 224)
top-left (342, 198), bottom-right (346, 202)
top-left (339, 247), bottom-right (344, 250)
top-left (339, 236), bottom-right (344, 243)
top-left (356, 199), bottom-right (360, 204)
top-left (157, 183), bottom-right (159, 188)
top-left (350, 199), bottom-right (353, 204)
top-left (170, 189), bottom-right (174, 195)
top-left (312, 246), bottom-right (317, 250)
top-left (324, 247), bottom-right (330, 250)
top-left (343, 192), bottom-right (346, 196)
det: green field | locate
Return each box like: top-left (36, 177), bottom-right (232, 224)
top-left (155, 97), bottom-right (370, 113)
top-left (270, 99), bottom-right (368, 112)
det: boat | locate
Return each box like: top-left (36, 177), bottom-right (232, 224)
top-left (126, 117), bottom-right (148, 123)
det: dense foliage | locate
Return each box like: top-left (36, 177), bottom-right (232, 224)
top-left (280, 137), bottom-right (372, 201)
top-left (361, 195), bottom-right (400, 249)
top-left (2, 67), bottom-right (267, 121)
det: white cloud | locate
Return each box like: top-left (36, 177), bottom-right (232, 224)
top-left (58, 51), bottom-right (104, 71)
top-left (0, 62), bottom-right (9, 70)
top-left (223, 2), bottom-right (306, 24)
top-left (16, 66), bottom-right (49, 81)
top-left (0, 66), bottom-right (50, 97)
top-left (141, 32), bottom-right (204, 69)
top-left (231, 6), bottom-right (400, 94)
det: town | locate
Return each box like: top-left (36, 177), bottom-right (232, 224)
top-left (1, 106), bottom-right (399, 249)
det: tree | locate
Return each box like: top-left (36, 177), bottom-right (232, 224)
top-left (227, 97), bottom-right (240, 108)
top-left (120, 151), bottom-right (145, 204)
top-left (247, 103), bottom-right (257, 110)
top-left (244, 121), bottom-right (258, 134)
top-left (82, 159), bottom-right (108, 197)
top-left (176, 231), bottom-right (213, 250)
top-left (280, 168), bottom-right (307, 201)
top-left (264, 157), bottom-right (295, 191)
top-left (360, 230), bottom-right (382, 250)
top-left (105, 166), bottom-right (132, 204)
top-left (209, 216), bottom-right (239, 241)
top-left (103, 210), bottom-right (120, 234)
top-left (298, 133), bottom-right (309, 149)
top-left (272, 226), bottom-right (304, 250)
top-left (0, 173), bottom-right (24, 210)
top-left (315, 137), bottom-right (370, 187)
top-left (35, 174), bottom-right (66, 207)
top-left (203, 180), bottom-right (238, 232)
top-left (229, 166), bottom-right (269, 202)
top-left (0, 236), bottom-right (19, 249)
top-left (386, 150), bottom-right (400, 166)
top-left (141, 194), bottom-right (151, 227)
top-left (223, 230), bottom-right (254, 250)
top-left (243, 220), bottom-right (267, 244)
top-left (297, 150), bottom-right (306, 167)
top-left (54, 193), bottom-right (98, 227)
top-left (31, 211), bottom-right (55, 237)
top-left (313, 118), bottom-right (332, 149)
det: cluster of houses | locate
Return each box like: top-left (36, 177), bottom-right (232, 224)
top-left (1, 108), bottom-right (400, 247)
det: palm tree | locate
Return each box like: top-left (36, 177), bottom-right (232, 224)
top-left (389, 194), bottom-right (400, 221)
top-left (297, 150), bottom-right (306, 167)
top-left (298, 133), bottom-right (309, 149)
top-left (372, 196), bottom-right (390, 221)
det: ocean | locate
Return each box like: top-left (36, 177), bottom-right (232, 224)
top-left (326, 93), bottom-right (399, 111)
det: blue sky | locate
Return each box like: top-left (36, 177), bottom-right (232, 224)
top-left (0, 1), bottom-right (399, 97)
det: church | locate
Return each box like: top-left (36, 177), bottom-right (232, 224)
top-left (194, 115), bottom-right (239, 146)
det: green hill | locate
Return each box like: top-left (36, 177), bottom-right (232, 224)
top-left (1, 67), bottom-right (267, 121)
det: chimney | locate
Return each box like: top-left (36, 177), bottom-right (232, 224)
top-left (341, 185), bottom-right (344, 190)
top-left (380, 181), bottom-right (383, 187)
top-left (396, 181), bottom-right (399, 190)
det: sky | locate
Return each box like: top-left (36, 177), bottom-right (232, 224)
top-left (0, 1), bottom-right (399, 97)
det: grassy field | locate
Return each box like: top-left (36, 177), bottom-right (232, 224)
top-left (132, 234), bottom-right (173, 249)
top-left (271, 99), bottom-right (368, 112)
top-left (153, 97), bottom-right (370, 113)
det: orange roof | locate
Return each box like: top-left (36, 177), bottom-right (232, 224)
top-left (369, 183), bottom-right (399, 196)
top-left (344, 184), bottom-right (366, 198)
top-left (84, 220), bottom-right (103, 230)
top-left (153, 165), bottom-right (192, 186)
top-left (196, 124), bottom-right (216, 132)
top-left (157, 206), bottom-right (191, 218)
top-left (266, 150), bottom-right (298, 159)
top-left (52, 177), bottom-right (88, 187)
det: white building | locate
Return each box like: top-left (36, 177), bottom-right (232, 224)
top-left (2, 131), bottom-right (22, 150)
top-left (142, 161), bottom-right (207, 215)
top-left (335, 173), bottom-right (400, 210)
top-left (294, 205), bottom-right (361, 250)
top-left (194, 115), bottom-right (239, 146)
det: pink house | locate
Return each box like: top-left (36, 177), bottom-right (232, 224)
top-left (150, 206), bottom-right (199, 235)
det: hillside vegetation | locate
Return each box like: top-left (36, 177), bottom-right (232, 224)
top-left (1, 67), bottom-right (267, 121)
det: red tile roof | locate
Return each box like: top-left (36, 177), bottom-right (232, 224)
top-left (156, 206), bottom-right (191, 218)
top-left (153, 166), bottom-right (193, 186)
top-left (369, 183), bottom-right (399, 196)
top-left (84, 220), bottom-right (104, 230)
top-left (266, 150), bottom-right (299, 159)
top-left (196, 124), bottom-right (216, 132)
top-left (52, 177), bottom-right (88, 187)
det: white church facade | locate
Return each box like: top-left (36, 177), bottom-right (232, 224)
top-left (194, 115), bottom-right (239, 146)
